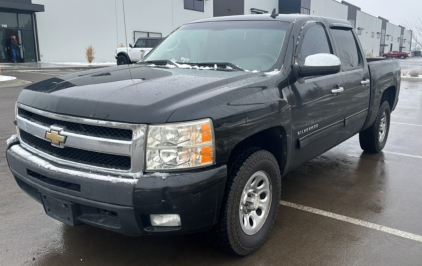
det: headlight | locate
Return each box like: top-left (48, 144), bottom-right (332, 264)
top-left (146, 118), bottom-right (215, 171)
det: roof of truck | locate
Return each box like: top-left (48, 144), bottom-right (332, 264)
top-left (190, 13), bottom-right (352, 27)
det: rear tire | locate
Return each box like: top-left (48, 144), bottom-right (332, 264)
top-left (400, 55), bottom-right (405, 59)
top-left (359, 101), bottom-right (391, 153)
top-left (207, 148), bottom-right (282, 256)
top-left (117, 55), bottom-right (129, 65)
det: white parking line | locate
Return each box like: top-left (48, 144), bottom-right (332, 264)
top-left (383, 151), bottom-right (422, 159)
top-left (395, 106), bottom-right (421, 109)
top-left (391, 122), bottom-right (422, 127)
top-left (280, 201), bottom-right (422, 243)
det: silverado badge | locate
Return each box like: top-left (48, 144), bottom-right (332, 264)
top-left (45, 126), bottom-right (67, 147)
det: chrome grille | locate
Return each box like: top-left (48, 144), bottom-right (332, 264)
top-left (18, 108), bottom-right (133, 141)
top-left (16, 104), bottom-right (147, 177)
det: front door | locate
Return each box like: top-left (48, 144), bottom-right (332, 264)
top-left (289, 21), bottom-right (345, 168)
top-left (331, 28), bottom-right (371, 140)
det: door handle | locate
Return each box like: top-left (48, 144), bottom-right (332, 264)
top-left (331, 87), bottom-right (344, 94)
top-left (361, 79), bottom-right (370, 85)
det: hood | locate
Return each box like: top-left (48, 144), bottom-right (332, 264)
top-left (18, 65), bottom-right (256, 124)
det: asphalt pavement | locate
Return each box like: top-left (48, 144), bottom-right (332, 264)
top-left (1, 60), bottom-right (422, 265)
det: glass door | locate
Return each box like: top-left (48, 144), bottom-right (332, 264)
top-left (0, 30), bottom-right (6, 62)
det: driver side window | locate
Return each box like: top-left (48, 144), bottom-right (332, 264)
top-left (298, 24), bottom-right (332, 65)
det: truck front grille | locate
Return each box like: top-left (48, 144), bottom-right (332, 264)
top-left (18, 108), bottom-right (133, 141)
top-left (20, 130), bottom-right (131, 170)
top-left (16, 104), bottom-right (147, 175)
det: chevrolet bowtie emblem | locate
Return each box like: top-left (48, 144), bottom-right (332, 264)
top-left (45, 127), bottom-right (67, 147)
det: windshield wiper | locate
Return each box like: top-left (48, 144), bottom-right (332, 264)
top-left (194, 62), bottom-right (245, 71)
top-left (141, 60), bottom-right (179, 68)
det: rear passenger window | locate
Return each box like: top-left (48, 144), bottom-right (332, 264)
top-left (147, 39), bottom-right (159, 48)
top-left (331, 29), bottom-right (361, 71)
top-left (298, 24), bottom-right (332, 64)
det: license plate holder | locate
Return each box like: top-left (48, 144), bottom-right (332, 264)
top-left (40, 193), bottom-right (81, 226)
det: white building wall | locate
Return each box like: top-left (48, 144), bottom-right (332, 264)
top-left (402, 29), bottom-right (412, 53)
top-left (310, 0), bottom-right (348, 20)
top-left (32, 0), bottom-right (213, 63)
top-left (244, 0), bottom-right (278, 14)
top-left (385, 22), bottom-right (401, 52)
top-left (355, 11), bottom-right (382, 57)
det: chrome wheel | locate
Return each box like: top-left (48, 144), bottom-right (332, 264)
top-left (239, 171), bottom-right (272, 235)
top-left (379, 111), bottom-right (387, 142)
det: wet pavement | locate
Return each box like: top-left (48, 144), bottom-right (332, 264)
top-left (1, 62), bottom-right (422, 265)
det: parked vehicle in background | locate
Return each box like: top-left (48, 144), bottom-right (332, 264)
top-left (115, 37), bottom-right (162, 65)
top-left (7, 14), bottom-right (401, 256)
top-left (382, 51), bottom-right (409, 59)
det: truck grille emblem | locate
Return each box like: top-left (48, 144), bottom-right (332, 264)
top-left (45, 127), bottom-right (67, 147)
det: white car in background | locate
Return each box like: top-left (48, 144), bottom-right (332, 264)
top-left (115, 37), bottom-right (162, 65)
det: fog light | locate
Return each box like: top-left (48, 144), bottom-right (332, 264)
top-left (150, 214), bottom-right (181, 227)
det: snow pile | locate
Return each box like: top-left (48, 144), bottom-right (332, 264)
top-left (151, 172), bottom-right (171, 180)
top-left (6, 134), bottom-right (18, 145)
top-left (0, 75), bottom-right (17, 82)
top-left (10, 145), bottom-right (139, 184)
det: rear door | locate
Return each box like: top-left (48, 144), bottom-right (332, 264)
top-left (330, 27), bottom-right (370, 140)
top-left (290, 20), bottom-right (345, 167)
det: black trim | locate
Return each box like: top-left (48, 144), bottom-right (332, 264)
top-left (329, 23), bottom-right (353, 30)
top-left (0, 2), bottom-right (44, 12)
top-left (298, 120), bottom-right (344, 149)
top-left (33, 13), bottom-right (40, 61)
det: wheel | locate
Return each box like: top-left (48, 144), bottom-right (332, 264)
top-left (117, 55), bottom-right (129, 65)
top-left (207, 148), bottom-right (282, 256)
top-left (400, 55), bottom-right (405, 59)
top-left (383, 56), bottom-right (388, 59)
top-left (359, 101), bottom-right (391, 153)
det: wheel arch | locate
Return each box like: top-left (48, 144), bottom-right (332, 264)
top-left (381, 86), bottom-right (397, 111)
top-left (227, 126), bottom-right (288, 176)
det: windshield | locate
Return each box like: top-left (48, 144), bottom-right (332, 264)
top-left (143, 21), bottom-right (290, 72)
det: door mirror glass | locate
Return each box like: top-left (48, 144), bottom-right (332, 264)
top-left (295, 53), bottom-right (341, 77)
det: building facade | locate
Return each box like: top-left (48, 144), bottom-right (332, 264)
top-left (0, 0), bottom-right (44, 63)
top-left (0, 0), bottom-right (413, 63)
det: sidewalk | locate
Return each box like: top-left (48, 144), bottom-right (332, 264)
top-left (0, 62), bottom-right (116, 71)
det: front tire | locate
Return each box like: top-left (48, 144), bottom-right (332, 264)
top-left (400, 55), bottom-right (405, 59)
top-left (359, 101), bottom-right (391, 153)
top-left (207, 148), bottom-right (282, 256)
top-left (117, 55), bottom-right (129, 65)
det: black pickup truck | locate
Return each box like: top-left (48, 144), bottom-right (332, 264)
top-left (6, 14), bottom-right (400, 256)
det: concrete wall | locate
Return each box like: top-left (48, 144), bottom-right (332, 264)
top-left (355, 11), bottom-right (382, 57)
top-left (32, 0), bottom-right (213, 63)
top-left (310, 0), bottom-right (348, 20)
top-left (385, 22), bottom-right (402, 52)
top-left (244, 0), bottom-right (278, 14)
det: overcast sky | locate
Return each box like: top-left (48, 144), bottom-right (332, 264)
top-left (342, 0), bottom-right (420, 27)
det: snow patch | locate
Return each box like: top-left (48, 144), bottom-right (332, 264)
top-left (46, 62), bottom-right (117, 66)
top-left (151, 172), bottom-right (171, 180)
top-left (6, 134), bottom-right (18, 145)
top-left (0, 75), bottom-right (17, 82)
top-left (264, 69), bottom-right (281, 76)
top-left (10, 145), bottom-right (139, 184)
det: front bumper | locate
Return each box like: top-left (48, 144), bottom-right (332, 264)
top-left (6, 143), bottom-right (227, 236)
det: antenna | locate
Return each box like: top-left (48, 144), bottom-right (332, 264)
top-left (270, 8), bottom-right (279, 19)
top-left (122, 0), bottom-right (129, 54)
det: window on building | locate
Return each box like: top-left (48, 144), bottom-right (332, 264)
top-left (371, 32), bottom-right (374, 38)
top-left (0, 12), bottom-right (18, 28)
top-left (298, 24), bottom-right (332, 64)
top-left (184, 0), bottom-right (204, 12)
top-left (331, 29), bottom-right (361, 71)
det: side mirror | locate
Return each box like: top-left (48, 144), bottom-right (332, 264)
top-left (129, 44), bottom-right (133, 48)
top-left (294, 54), bottom-right (341, 77)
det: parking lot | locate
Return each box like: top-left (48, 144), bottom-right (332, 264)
top-left (1, 59), bottom-right (422, 265)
